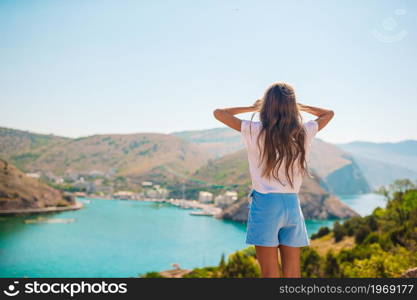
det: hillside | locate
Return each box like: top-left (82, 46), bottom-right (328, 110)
top-left (309, 139), bottom-right (370, 194)
top-left (339, 140), bottom-right (417, 169)
top-left (350, 156), bottom-right (417, 188)
top-left (0, 128), bottom-right (210, 183)
top-left (0, 160), bottom-right (77, 212)
top-left (338, 140), bottom-right (417, 188)
top-left (193, 149), bottom-right (250, 186)
top-left (0, 127), bottom-right (69, 170)
top-left (173, 126), bottom-right (370, 195)
top-left (172, 127), bottom-right (243, 158)
top-left (194, 149), bottom-right (359, 220)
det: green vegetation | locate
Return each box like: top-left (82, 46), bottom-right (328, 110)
top-left (144, 179), bottom-right (417, 278)
top-left (10, 152), bottom-right (41, 170)
top-left (142, 248), bottom-right (261, 278)
top-left (28, 135), bottom-right (54, 148)
top-left (302, 179), bottom-right (417, 277)
top-left (310, 226), bottom-right (330, 239)
top-left (48, 183), bottom-right (86, 193)
top-left (129, 139), bottom-right (150, 150)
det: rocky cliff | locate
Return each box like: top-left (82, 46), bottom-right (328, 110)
top-left (309, 139), bottom-right (370, 194)
top-left (0, 159), bottom-right (76, 212)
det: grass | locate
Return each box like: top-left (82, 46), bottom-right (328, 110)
top-left (310, 233), bottom-right (355, 256)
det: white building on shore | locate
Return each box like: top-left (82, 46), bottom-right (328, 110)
top-left (145, 186), bottom-right (168, 199)
top-left (113, 191), bottom-right (136, 200)
top-left (198, 191), bottom-right (213, 203)
top-left (214, 191), bottom-right (238, 208)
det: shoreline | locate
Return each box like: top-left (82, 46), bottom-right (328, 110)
top-left (80, 195), bottom-right (224, 217)
top-left (0, 201), bottom-right (84, 216)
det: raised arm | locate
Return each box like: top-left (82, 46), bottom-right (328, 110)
top-left (213, 100), bottom-right (261, 132)
top-left (297, 103), bottom-right (334, 131)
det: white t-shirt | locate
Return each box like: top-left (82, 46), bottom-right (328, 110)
top-left (241, 119), bottom-right (319, 194)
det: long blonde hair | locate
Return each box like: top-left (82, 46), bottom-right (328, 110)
top-left (250, 82), bottom-right (308, 188)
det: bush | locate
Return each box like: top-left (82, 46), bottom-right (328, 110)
top-left (337, 244), bottom-right (374, 264)
top-left (301, 247), bottom-right (322, 278)
top-left (222, 251), bottom-right (260, 278)
top-left (354, 226), bottom-right (371, 244)
top-left (342, 216), bottom-right (365, 236)
top-left (311, 226), bottom-right (330, 240)
top-left (324, 251), bottom-right (340, 278)
top-left (365, 215), bottom-right (378, 231)
top-left (340, 244), bottom-right (414, 278)
top-left (183, 267), bottom-right (221, 278)
top-left (363, 232), bottom-right (380, 245)
top-left (333, 222), bottom-right (346, 242)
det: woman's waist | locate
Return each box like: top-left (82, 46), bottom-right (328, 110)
top-left (249, 183), bottom-right (301, 195)
top-left (249, 189), bottom-right (298, 198)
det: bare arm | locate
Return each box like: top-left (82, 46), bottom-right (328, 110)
top-left (297, 103), bottom-right (334, 131)
top-left (213, 100), bottom-right (261, 132)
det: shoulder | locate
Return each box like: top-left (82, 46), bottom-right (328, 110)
top-left (240, 120), bottom-right (262, 132)
top-left (241, 120), bottom-right (262, 135)
top-left (303, 120), bottom-right (319, 138)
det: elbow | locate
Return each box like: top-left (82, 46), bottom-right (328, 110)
top-left (328, 110), bottom-right (335, 118)
top-left (213, 108), bottom-right (223, 120)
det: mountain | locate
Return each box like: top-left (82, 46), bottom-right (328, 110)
top-left (193, 150), bottom-right (250, 186)
top-left (5, 126), bottom-right (414, 194)
top-left (348, 156), bottom-right (417, 188)
top-left (194, 149), bottom-right (359, 220)
top-left (175, 126), bottom-right (370, 194)
top-left (339, 140), bottom-right (417, 167)
top-left (0, 127), bottom-right (210, 182)
top-left (309, 139), bottom-right (370, 194)
top-left (338, 140), bottom-right (417, 188)
top-left (0, 159), bottom-right (76, 212)
top-left (172, 127), bottom-right (243, 158)
top-left (0, 127), bottom-right (69, 170)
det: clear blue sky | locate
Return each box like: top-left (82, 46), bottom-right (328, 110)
top-left (1, 0), bottom-right (416, 143)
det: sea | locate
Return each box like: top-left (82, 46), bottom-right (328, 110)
top-left (0, 193), bottom-right (386, 277)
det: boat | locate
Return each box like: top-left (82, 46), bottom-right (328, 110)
top-left (190, 210), bottom-right (215, 216)
top-left (25, 217), bottom-right (75, 224)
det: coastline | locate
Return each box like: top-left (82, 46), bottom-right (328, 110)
top-left (0, 201), bottom-right (84, 216)
top-left (81, 195), bottom-right (223, 217)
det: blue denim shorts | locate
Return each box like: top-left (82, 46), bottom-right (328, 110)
top-left (245, 189), bottom-right (310, 247)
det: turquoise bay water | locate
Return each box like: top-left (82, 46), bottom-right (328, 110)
top-left (0, 193), bottom-right (386, 278)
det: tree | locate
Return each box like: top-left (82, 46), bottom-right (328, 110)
top-left (222, 251), bottom-right (260, 278)
top-left (375, 185), bottom-right (389, 197)
top-left (355, 226), bottom-right (371, 244)
top-left (324, 251), bottom-right (340, 278)
top-left (333, 222), bottom-right (346, 242)
top-left (311, 226), bottom-right (330, 239)
top-left (218, 253), bottom-right (226, 273)
top-left (301, 247), bottom-right (322, 277)
top-left (389, 179), bottom-right (415, 194)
